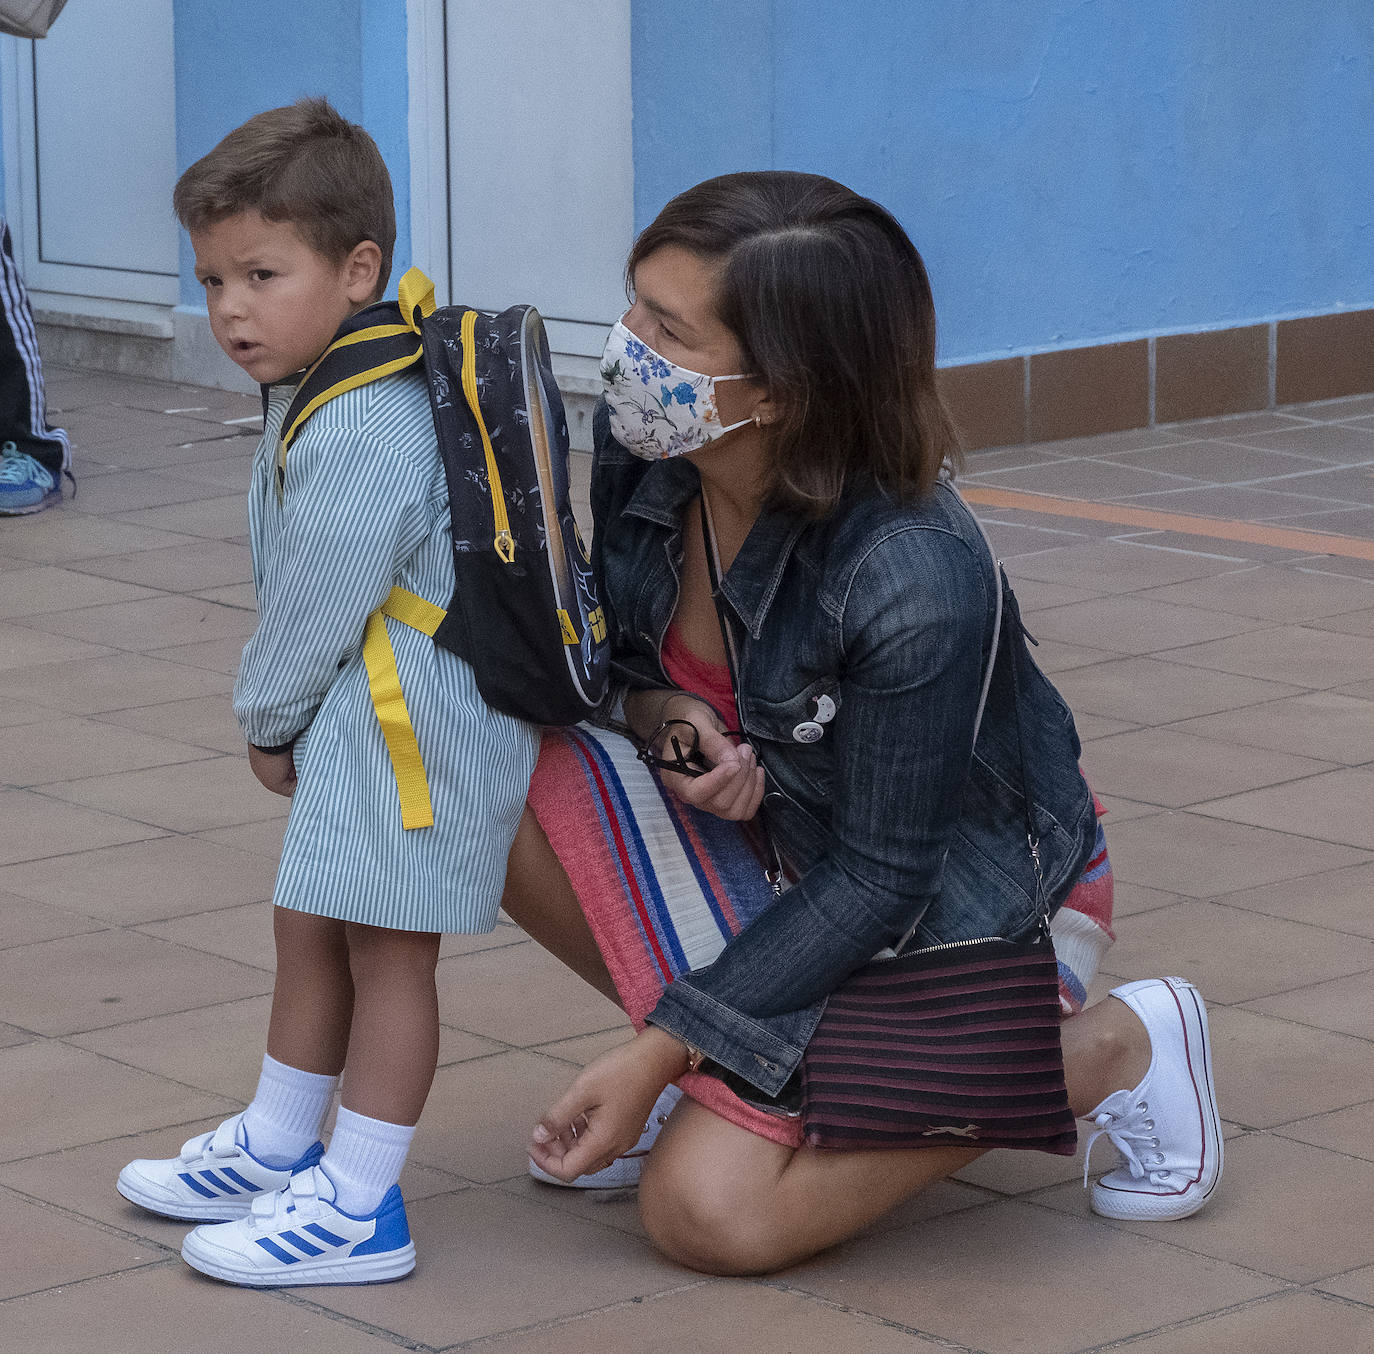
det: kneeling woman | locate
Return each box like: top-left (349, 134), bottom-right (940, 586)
top-left (504, 171), bottom-right (1222, 1275)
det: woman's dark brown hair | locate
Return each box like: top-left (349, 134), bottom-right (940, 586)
top-left (628, 171), bottom-right (960, 514)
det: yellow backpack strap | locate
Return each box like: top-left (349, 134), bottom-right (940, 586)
top-left (361, 586), bottom-right (446, 831)
top-left (275, 268), bottom-right (436, 500)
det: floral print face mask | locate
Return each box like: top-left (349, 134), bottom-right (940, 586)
top-left (600, 317), bottom-right (755, 460)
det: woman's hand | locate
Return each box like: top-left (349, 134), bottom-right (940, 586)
top-left (530, 1026), bottom-right (689, 1181)
top-left (632, 690), bottom-right (765, 822)
top-left (248, 744), bottom-right (297, 797)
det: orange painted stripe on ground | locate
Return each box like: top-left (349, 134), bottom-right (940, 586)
top-left (960, 486), bottom-right (1374, 562)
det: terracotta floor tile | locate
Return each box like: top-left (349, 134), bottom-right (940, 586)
top-left (0, 1265), bottom-right (408, 1353)
top-left (438, 919), bottom-right (529, 958)
top-left (0, 1188), bottom-right (159, 1300)
top-left (1105, 901), bottom-right (1374, 1004)
top-left (981, 520), bottom-right (1089, 557)
top-left (411, 1050), bottom-right (587, 1183)
top-left (113, 494), bottom-right (249, 540)
top-left (1007, 539), bottom-right (1239, 594)
top-left (0, 513), bottom-right (197, 564)
top-left (1093, 794), bottom-right (1165, 825)
top-left (436, 1024), bottom-right (509, 1067)
top-left (1166, 625), bottom-right (1374, 690)
top-left (1099, 811), bottom-right (1369, 898)
top-left (1028, 595), bottom-right (1266, 656)
top-left (94, 694), bottom-right (246, 754)
top-left (163, 452), bottom-right (255, 491)
top-left (786, 1199), bottom-right (1278, 1354)
top-left (0, 931), bottom-right (272, 1037)
top-left (1243, 970), bottom-right (1374, 1039)
top-left (42, 756), bottom-right (287, 832)
top-left (147, 635), bottom-right (248, 674)
top-left (306, 1188), bottom-right (685, 1346)
top-left (195, 818), bottom-right (286, 859)
top-left (1193, 767), bottom-right (1374, 850)
top-left (192, 581), bottom-right (256, 609)
top-left (435, 941), bottom-right (624, 1047)
top-left (952, 1133), bottom-right (1092, 1196)
top-left (1274, 1100), bottom-right (1374, 1161)
top-left (1081, 728), bottom-right (1332, 808)
top-left (482, 1282), bottom-right (956, 1354)
top-left (1027, 637), bottom-right (1120, 672)
top-left (1171, 691), bottom-right (1374, 766)
top-left (21, 593), bottom-right (256, 651)
top-left (0, 717), bottom-right (215, 786)
top-left (1123, 482), bottom-right (1353, 520)
top-left (974, 458), bottom-right (1196, 500)
top-left (0, 889), bottom-right (105, 949)
top-left (0, 621), bottom-right (113, 670)
top-left (69, 995), bottom-right (272, 1098)
top-left (0, 787), bottom-right (166, 866)
top-left (1225, 420), bottom-right (1374, 460)
top-left (137, 900), bottom-right (276, 968)
top-left (75, 539), bottom-right (254, 592)
top-left (532, 1024), bottom-right (636, 1068)
top-left (1072, 712), bottom-right (1139, 740)
top-left (1111, 880), bottom-right (1192, 918)
top-left (1037, 1133), bottom-right (1374, 1283)
top-left (1216, 861), bottom-right (1374, 939)
top-left (59, 470), bottom-right (235, 515)
top-left (0, 650), bottom-right (231, 714)
top-left (0, 565), bottom-right (155, 618)
top-left (1051, 656), bottom-right (1300, 723)
top-left (0, 1041), bottom-right (235, 1161)
top-left (1138, 563), bottom-right (1374, 620)
top-left (1009, 578), bottom-right (1104, 610)
top-left (1319, 1261), bottom-right (1374, 1304)
top-left (498, 1172), bottom-right (648, 1238)
top-left (1103, 438), bottom-right (1325, 482)
top-left (0, 834), bottom-right (276, 923)
top-left (1206, 1007), bottom-right (1374, 1127)
top-left (1107, 1290), bottom-right (1374, 1354)
top-left (0, 696), bottom-right (58, 727)
top-left (1312, 606), bottom-right (1374, 638)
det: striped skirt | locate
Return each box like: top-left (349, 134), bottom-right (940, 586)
top-left (527, 725), bottom-right (1113, 1148)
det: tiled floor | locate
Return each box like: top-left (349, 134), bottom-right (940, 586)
top-left (1, 366), bottom-right (1373, 1352)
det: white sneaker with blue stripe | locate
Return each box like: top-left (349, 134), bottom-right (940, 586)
top-left (0, 444), bottom-right (59, 514)
top-left (181, 1165), bottom-right (415, 1286)
top-left (117, 1112), bottom-right (324, 1222)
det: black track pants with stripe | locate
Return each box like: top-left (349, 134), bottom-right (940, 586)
top-left (0, 217), bottom-right (69, 478)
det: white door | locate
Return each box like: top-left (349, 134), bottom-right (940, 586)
top-left (0, 0), bottom-right (178, 306)
top-left (438, 0), bottom-right (633, 359)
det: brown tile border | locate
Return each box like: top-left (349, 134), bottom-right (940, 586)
top-left (943, 308), bottom-right (1374, 451)
top-left (1156, 325), bottom-right (1269, 423)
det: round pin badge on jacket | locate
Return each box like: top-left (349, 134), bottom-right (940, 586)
top-left (792, 721), bottom-right (824, 743)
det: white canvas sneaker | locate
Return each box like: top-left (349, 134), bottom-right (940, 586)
top-left (1084, 977), bottom-right (1223, 1221)
top-left (181, 1165), bottom-right (414, 1287)
top-left (529, 1084), bottom-right (682, 1189)
top-left (117, 1113), bottom-right (324, 1221)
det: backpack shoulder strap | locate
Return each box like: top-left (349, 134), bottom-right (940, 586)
top-left (274, 269), bottom-right (436, 499)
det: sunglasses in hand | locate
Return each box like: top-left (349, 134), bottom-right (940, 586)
top-left (635, 718), bottom-right (747, 779)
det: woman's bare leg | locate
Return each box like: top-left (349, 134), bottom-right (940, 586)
top-left (501, 807), bottom-right (621, 1006)
top-left (640, 994), bottom-right (1153, 1276)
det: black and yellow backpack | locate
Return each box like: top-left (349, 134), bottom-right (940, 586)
top-left (276, 269), bottom-right (609, 732)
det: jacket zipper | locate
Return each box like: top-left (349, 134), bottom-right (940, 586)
top-left (459, 309), bottom-right (515, 563)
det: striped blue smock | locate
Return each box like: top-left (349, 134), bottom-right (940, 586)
top-left (234, 372), bottom-right (539, 933)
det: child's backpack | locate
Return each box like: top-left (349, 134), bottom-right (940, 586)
top-left (277, 269), bottom-right (609, 727)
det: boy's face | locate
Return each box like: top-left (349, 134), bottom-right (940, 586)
top-left (190, 211), bottom-right (378, 384)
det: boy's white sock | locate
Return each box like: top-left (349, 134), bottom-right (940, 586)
top-left (321, 1106), bottom-right (415, 1216)
top-left (240, 1054), bottom-right (337, 1167)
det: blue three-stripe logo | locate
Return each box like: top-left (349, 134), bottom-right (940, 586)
top-left (177, 1167), bottom-right (258, 1198)
top-left (253, 1223), bottom-right (350, 1265)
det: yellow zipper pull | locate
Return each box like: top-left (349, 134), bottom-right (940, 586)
top-left (495, 529), bottom-right (515, 563)
top-left (459, 309), bottom-right (516, 565)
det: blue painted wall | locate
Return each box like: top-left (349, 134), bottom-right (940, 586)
top-left (172, 0), bottom-right (410, 306)
top-left (632, 0), bottom-right (1374, 364)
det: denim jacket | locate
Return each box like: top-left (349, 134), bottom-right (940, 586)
top-left (590, 409), bottom-right (1097, 1096)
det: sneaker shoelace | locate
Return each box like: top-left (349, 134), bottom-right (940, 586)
top-left (1083, 1089), bottom-right (1167, 1186)
top-left (0, 448), bottom-right (53, 485)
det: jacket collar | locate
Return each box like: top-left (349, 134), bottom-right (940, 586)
top-left (623, 458), bottom-right (809, 639)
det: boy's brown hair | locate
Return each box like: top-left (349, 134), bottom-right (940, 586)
top-left (174, 97), bottom-right (395, 300)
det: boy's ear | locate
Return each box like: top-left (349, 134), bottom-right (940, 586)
top-left (342, 240), bottom-right (383, 304)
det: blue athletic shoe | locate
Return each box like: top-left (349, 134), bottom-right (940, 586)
top-left (0, 443), bottom-right (59, 515)
top-left (181, 1166), bottom-right (415, 1287)
top-left (117, 1112), bottom-right (324, 1222)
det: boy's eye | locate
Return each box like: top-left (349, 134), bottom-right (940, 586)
top-left (250, 269), bottom-right (275, 282)
top-left (200, 276), bottom-right (221, 289)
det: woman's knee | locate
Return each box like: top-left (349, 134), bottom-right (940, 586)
top-left (639, 1157), bottom-right (794, 1276)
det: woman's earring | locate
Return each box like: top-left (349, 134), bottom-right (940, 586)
top-left (753, 412), bottom-right (763, 427)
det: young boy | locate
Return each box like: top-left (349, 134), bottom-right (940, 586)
top-left (116, 99), bottom-right (538, 1286)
